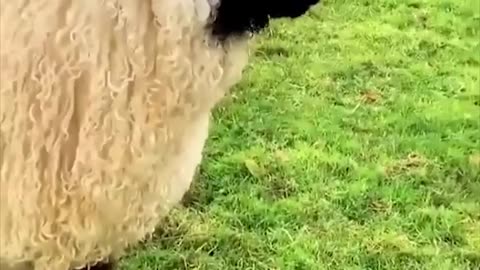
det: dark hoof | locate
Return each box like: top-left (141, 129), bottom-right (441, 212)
top-left (80, 261), bottom-right (116, 270)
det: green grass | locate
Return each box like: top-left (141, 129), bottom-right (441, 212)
top-left (121, 0), bottom-right (480, 269)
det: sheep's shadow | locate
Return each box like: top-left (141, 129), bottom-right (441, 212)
top-left (180, 166), bottom-right (212, 210)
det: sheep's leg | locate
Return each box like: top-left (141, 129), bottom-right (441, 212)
top-left (30, 259), bottom-right (116, 270)
top-left (0, 261), bottom-right (33, 270)
top-left (33, 259), bottom-right (69, 270)
top-left (82, 261), bottom-right (116, 270)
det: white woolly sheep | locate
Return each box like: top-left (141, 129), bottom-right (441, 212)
top-left (0, 0), bottom-right (320, 269)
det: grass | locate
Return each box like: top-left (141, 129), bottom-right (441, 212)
top-left (121, 0), bottom-right (480, 269)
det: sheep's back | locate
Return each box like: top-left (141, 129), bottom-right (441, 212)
top-left (0, 0), bottom-right (248, 268)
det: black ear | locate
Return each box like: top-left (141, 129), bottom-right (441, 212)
top-left (267, 0), bottom-right (321, 19)
top-left (210, 0), bottom-right (320, 39)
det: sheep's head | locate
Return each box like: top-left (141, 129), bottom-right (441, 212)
top-left (208, 0), bottom-right (321, 40)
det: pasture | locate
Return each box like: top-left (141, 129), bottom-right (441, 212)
top-left (122, 0), bottom-right (480, 269)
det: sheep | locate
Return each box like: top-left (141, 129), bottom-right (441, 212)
top-left (0, 0), bottom-right (320, 269)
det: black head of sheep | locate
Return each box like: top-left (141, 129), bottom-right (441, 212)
top-left (209, 0), bottom-right (321, 39)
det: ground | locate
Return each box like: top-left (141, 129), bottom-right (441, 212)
top-left (121, 0), bottom-right (480, 269)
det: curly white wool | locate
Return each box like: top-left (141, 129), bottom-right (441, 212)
top-left (0, 0), bottom-right (249, 269)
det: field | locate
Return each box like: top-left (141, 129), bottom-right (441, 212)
top-left (121, 0), bottom-right (480, 269)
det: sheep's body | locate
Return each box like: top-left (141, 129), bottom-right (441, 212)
top-left (0, 0), bottom-right (248, 269)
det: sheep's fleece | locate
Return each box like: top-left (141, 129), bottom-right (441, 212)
top-left (0, 0), bottom-right (319, 269)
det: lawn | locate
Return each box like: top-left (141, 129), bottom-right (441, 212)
top-left (121, 0), bottom-right (480, 269)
